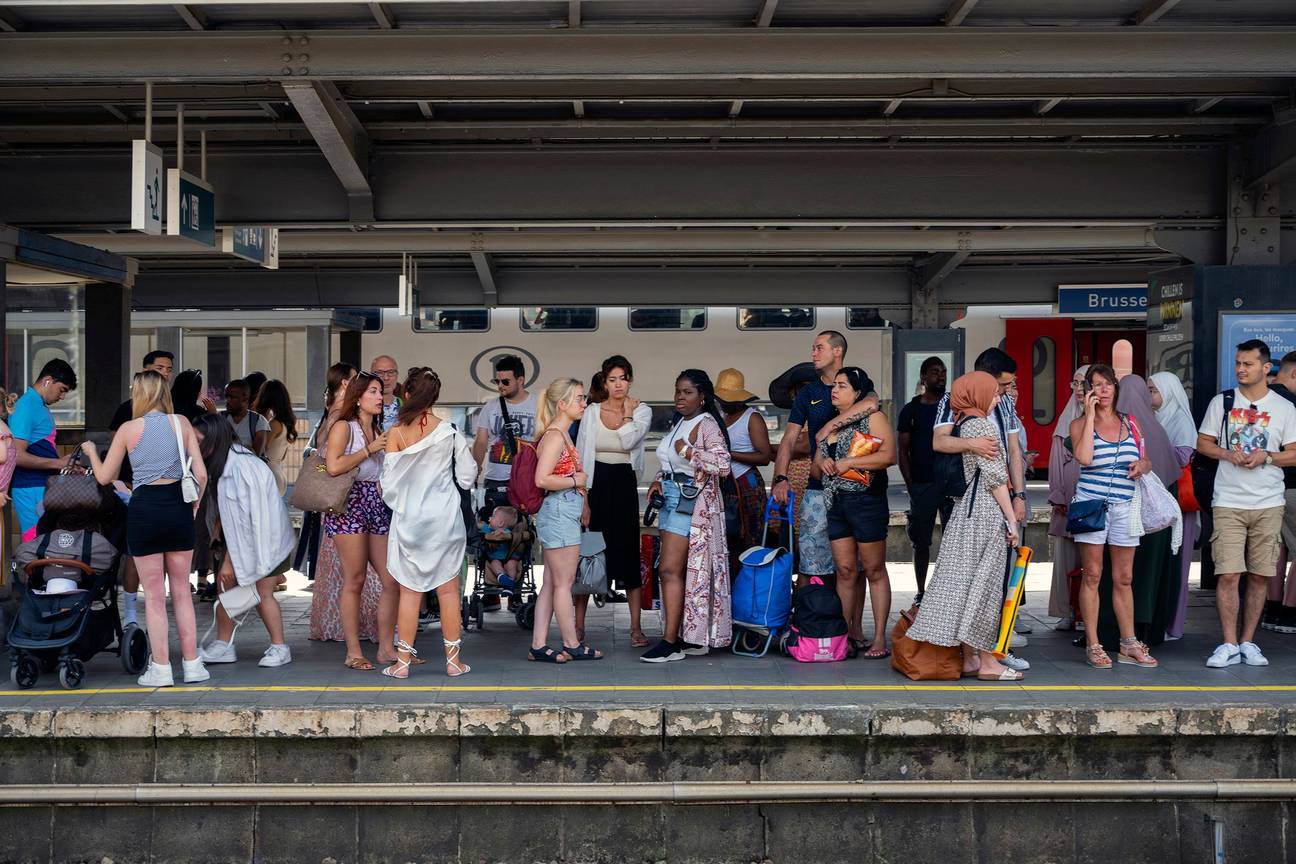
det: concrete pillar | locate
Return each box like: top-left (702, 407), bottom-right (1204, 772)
top-left (83, 280), bottom-right (131, 435)
top-left (340, 330), bottom-right (361, 370)
top-left (156, 326), bottom-right (182, 366)
top-left (305, 325), bottom-right (330, 414)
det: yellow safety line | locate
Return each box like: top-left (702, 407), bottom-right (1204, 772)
top-left (3, 683), bottom-right (1295, 697)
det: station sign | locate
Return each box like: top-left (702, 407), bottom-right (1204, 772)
top-left (129, 140), bottom-right (163, 236)
top-left (1057, 283), bottom-right (1148, 316)
top-left (166, 168), bottom-right (215, 247)
top-left (222, 226), bottom-right (279, 269)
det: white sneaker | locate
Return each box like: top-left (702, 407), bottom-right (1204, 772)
top-left (1206, 643), bottom-right (1241, 668)
top-left (258, 644), bottom-right (293, 668)
top-left (1238, 642), bottom-right (1269, 667)
top-left (181, 658), bottom-right (210, 683)
top-left (199, 639), bottom-right (237, 664)
top-left (1010, 632), bottom-right (1029, 649)
top-left (137, 661), bottom-right (174, 688)
top-left (1000, 652), bottom-right (1031, 672)
top-left (1014, 620), bottom-right (1033, 635)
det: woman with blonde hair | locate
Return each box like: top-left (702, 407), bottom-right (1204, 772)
top-left (81, 370), bottom-right (209, 687)
top-left (529, 377), bottom-right (602, 663)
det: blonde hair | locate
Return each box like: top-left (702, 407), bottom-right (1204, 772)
top-left (535, 377), bottom-right (583, 432)
top-left (131, 370), bottom-right (174, 419)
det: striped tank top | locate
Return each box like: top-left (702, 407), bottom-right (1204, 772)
top-left (1075, 423), bottom-right (1139, 503)
top-left (130, 411), bottom-right (184, 486)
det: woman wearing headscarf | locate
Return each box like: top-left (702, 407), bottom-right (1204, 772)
top-left (908, 372), bottom-right (1023, 681)
top-left (1091, 374), bottom-right (1182, 651)
top-left (1149, 372), bottom-right (1199, 640)
top-left (1047, 365), bottom-right (1089, 629)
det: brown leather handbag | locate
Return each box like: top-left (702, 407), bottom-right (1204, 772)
top-left (288, 449), bottom-right (356, 514)
top-left (890, 604), bottom-right (962, 681)
top-left (43, 451), bottom-right (105, 514)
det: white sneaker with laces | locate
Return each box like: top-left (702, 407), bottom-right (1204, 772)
top-left (1000, 652), bottom-right (1031, 672)
top-left (1009, 632), bottom-right (1028, 649)
top-left (137, 661), bottom-right (174, 688)
top-left (1014, 620), bottom-right (1033, 635)
top-left (1238, 642), bottom-right (1269, 667)
top-left (182, 658), bottom-right (210, 683)
top-left (199, 640), bottom-right (237, 664)
top-left (259, 644), bottom-right (293, 668)
top-left (1206, 643), bottom-right (1241, 668)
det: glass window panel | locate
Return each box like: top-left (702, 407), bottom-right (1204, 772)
top-left (628, 308), bottom-right (706, 330)
top-left (520, 307), bottom-right (597, 331)
top-left (245, 328), bottom-right (308, 408)
top-left (4, 285), bottom-right (86, 426)
top-left (1032, 336), bottom-right (1058, 425)
top-left (737, 307), bottom-right (815, 330)
top-left (414, 306), bottom-right (489, 332)
top-left (846, 307), bottom-right (893, 329)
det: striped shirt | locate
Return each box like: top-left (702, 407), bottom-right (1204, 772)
top-left (1075, 428), bottom-right (1139, 503)
top-left (129, 411), bottom-right (184, 486)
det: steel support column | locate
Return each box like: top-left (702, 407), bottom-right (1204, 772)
top-left (1226, 144), bottom-right (1280, 265)
top-left (305, 324), bottom-right (330, 415)
top-left (911, 250), bottom-right (969, 329)
top-left (84, 280), bottom-right (132, 435)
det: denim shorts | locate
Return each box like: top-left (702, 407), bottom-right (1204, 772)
top-left (536, 489), bottom-right (583, 549)
top-left (658, 477), bottom-right (694, 538)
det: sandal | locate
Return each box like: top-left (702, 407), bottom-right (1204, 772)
top-left (1085, 644), bottom-right (1113, 669)
top-left (344, 656), bottom-right (375, 671)
top-left (562, 644), bottom-right (604, 661)
top-left (1118, 638), bottom-right (1158, 668)
top-left (528, 645), bottom-right (568, 664)
top-left (445, 638), bottom-right (471, 678)
top-left (977, 666), bottom-right (1024, 682)
top-left (863, 644), bottom-right (890, 659)
top-left (630, 630), bottom-right (650, 648)
top-left (848, 637), bottom-right (871, 653)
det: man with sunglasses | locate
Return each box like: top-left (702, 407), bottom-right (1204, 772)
top-left (370, 355), bottom-right (403, 431)
top-left (472, 355), bottom-right (537, 513)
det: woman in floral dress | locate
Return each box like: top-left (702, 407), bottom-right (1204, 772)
top-left (908, 371), bottom-right (1023, 682)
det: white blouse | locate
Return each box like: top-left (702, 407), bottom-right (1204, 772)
top-left (575, 401), bottom-right (652, 489)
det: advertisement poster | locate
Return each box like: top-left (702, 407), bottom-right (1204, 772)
top-left (1217, 312), bottom-right (1296, 392)
top-left (902, 351), bottom-right (953, 403)
top-left (1147, 270), bottom-right (1194, 401)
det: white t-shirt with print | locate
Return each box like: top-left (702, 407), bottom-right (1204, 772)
top-left (473, 393), bottom-right (538, 483)
top-left (1199, 389), bottom-right (1296, 510)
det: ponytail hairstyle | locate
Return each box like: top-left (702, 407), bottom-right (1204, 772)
top-left (836, 366), bottom-right (875, 407)
top-left (397, 366), bottom-right (442, 426)
top-left (536, 377), bottom-right (584, 433)
top-left (324, 362), bottom-right (357, 411)
top-left (676, 369), bottom-right (730, 450)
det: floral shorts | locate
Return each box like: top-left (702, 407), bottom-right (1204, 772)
top-left (323, 480), bottom-right (391, 537)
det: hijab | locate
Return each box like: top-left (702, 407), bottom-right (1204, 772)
top-left (1052, 364), bottom-right (1090, 439)
top-left (950, 371), bottom-right (998, 420)
top-left (1150, 371), bottom-right (1197, 450)
top-left (1115, 374), bottom-right (1180, 482)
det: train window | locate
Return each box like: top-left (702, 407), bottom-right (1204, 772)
top-left (340, 307), bottom-right (384, 332)
top-left (520, 307), bottom-right (597, 331)
top-left (413, 307), bottom-right (489, 333)
top-left (628, 308), bottom-right (706, 331)
top-left (846, 307), bottom-right (893, 329)
top-left (1032, 336), bottom-right (1058, 425)
top-left (737, 307), bottom-right (815, 330)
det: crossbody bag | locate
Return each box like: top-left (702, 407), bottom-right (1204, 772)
top-left (1065, 416), bottom-right (1127, 536)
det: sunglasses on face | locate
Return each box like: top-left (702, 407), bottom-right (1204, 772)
top-left (491, 378), bottom-right (514, 385)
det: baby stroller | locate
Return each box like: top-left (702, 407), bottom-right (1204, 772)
top-left (461, 506), bottom-right (540, 631)
top-left (7, 482), bottom-right (147, 690)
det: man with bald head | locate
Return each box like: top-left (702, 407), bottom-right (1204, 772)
top-left (370, 355), bottom-right (402, 431)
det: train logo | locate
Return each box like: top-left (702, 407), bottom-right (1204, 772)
top-left (470, 345), bottom-right (542, 392)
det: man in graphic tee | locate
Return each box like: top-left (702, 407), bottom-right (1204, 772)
top-left (1199, 340), bottom-right (1296, 669)
top-left (11, 359), bottom-right (78, 541)
top-left (472, 354), bottom-right (538, 513)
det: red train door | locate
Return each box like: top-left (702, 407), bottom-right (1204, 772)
top-left (1005, 318), bottom-right (1074, 469)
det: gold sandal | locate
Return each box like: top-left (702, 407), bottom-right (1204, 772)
top-left (344, 656), bottom-right (375, 671)
top-left (1118, 638), bottom-right (1158, 668)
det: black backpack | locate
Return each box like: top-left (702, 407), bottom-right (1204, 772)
top-left (788, 576), bottom-right (848, 639)
top-left (934, 419), bottom-right (970, 499)
top-left (1191, 389), bottom-right (1234, 509)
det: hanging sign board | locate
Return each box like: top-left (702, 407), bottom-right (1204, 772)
top-left (130, 140), bottom-right (163, 236)
top-left (166, 168), bottom-right (215, 247)
top-left (222, 226), bottom-right (279, 269)
top-left (1057, 283), bottom-right (1148, 316)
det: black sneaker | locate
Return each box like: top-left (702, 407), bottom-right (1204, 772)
top-left (1275, 606), bottom-right (1296, 635)
top-left (678, 640), bottom-right (709, 657)
top-left (640, 640), bottom-right (685, 663)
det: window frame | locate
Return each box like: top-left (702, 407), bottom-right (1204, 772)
top-left (627, 307), bottom-right (709, 332)
top-left (518, 307), bottom-right (599, 333)
top-left (735, 307), bottom-right (817, 331)
top-left (410, 306), bottom-right (492, 334)
top-left (844, 307), bottom-right (895, 330)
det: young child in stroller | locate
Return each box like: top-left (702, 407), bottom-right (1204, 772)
top-left (480, 505), bottom-right (524, 590)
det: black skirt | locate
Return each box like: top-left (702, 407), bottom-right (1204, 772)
top-left (588, 461), bottom-right (642, 591)
top-left (128, 482), bottom-right (196, 557)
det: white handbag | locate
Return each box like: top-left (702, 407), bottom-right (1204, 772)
top-left (169, 415), bottom-right (201, 504)
top-left (573, 531), bottom-right (609, 597)
top-left (1131, 472), bottom-right (1184, 554)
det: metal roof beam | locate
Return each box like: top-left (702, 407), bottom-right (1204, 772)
top-left (568, 0), bottom-right (580, 28)
top-left (469, 251), bottom-right (499, 307)
top-left (1131, 0), bottom-right (1182, 25)
top-left (368, 3), bottom-right (394, 29)
top-left (943, 0), bottom-right (979, 26)
top-left (1035, 97), bottom-right (1063, 115)
top-left (1246, 120), bottom-right (1296, 190)
top-left (0, 6), bottom-right (25, 31)
top-left (1192, 97), bottom-right (1223, 114)
top-left (172, 4), bottom-right (207, 30)
top-left (756, 0), bottom-right (778, 27)
top-left (3, 29), bottom-right (1294, 82)
top-left (281, 80), bottom-right (373, 223)
top-left (917, 250), bottom-right (970, 291)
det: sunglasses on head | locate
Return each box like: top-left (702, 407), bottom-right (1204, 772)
top-left (357, 370), bottom-right (381, 382)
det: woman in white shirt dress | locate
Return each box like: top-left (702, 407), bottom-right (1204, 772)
top-left (380, 368), bottom-right (476, 679)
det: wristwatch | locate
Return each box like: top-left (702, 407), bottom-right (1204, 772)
top-left (1011, 491), bottom-right (1028, 501)
top-left (774, 474), bottom-right (789, 485)
top-left (1265, 453), bottom-right (1275, 466)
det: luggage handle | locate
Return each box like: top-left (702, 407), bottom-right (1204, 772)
top-left (759, 492), bottom-right (795, 548)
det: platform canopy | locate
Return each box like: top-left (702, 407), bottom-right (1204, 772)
top-left (0, 0), bottom-right (1293, 316)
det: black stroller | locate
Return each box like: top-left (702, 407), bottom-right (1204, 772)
top-left (462, 505), bottom-right (540, 632)
top-left (7, 496), bottom-right (147, 690)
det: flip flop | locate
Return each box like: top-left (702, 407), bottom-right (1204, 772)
top-left (344, 656), bottom-right (375, 671)
top-left (863, 645), bottom-right (890, 659)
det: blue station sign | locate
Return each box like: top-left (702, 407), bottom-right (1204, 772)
top-left (166, 168), bottom-right (215, 247)
top-left (1057, 284), bottom-right (1148, 316)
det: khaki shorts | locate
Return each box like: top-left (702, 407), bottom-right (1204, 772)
top-left (1212, 506), bottom-right (1285, 576)
top-left (1283, 489), bottom-right (1296, 557)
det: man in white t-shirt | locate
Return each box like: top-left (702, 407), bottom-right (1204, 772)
top-left (221, 379), bottom-right (269, 456)
top-left (472, 354), bottom-right (538, 512)
top-left (1198, 339), bottom-right (1296, 669)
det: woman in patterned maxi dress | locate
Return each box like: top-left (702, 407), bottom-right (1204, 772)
top-left (907, 371), bottom-right (1024, 681)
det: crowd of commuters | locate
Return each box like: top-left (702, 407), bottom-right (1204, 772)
top-left (7, 326), bottom-right (1295, 688)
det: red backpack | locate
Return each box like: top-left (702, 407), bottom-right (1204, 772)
top-left (506, 439), bottom-right (545, 515)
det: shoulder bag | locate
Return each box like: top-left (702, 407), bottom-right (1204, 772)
top-left (1064, 416), bottom-right (1125, 536)
top-left (169, 415), bottom-right (201, 503)
top-left (449, 426), bottom-right (484, 554)
top-left (43, 450), bottom-right (104, 514)
top-left (289, 420), bottom-right (358, 514)
top-left (573, 530), bottom-right (609, 596)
